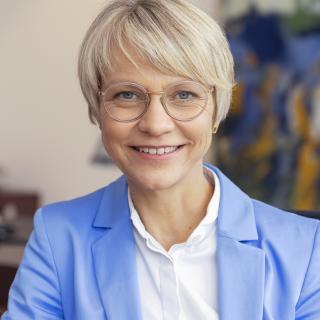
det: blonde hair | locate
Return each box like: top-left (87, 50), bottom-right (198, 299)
top-left (78, 0), bottom-right (234, 126)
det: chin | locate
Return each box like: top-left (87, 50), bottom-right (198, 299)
top-left (127, 169), bottom-right (183, 192)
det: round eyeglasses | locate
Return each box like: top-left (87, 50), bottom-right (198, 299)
top-left (98, 80), bottom-right (214, 122)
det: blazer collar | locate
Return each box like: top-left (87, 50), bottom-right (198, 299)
top-left (93, 165), bottom-right (259, 241)
top-left (91, 175), bottom-right (142, 320)
top-left (204, 164), bottom-right (265, 319)
top-left (205, 163), bottom-right (258, 241)
top-left (93, 175), bottom-right (129, 228)
top-left (92, 165), bottom-right (264, 320)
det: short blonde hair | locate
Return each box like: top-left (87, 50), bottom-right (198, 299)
top-left (78, 0), bottom-right (234, 126)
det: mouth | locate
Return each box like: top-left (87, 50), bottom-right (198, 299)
top-left (130, 145), bottom-right (184, 155)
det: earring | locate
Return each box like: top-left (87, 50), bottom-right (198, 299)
top-left (212, 126), bottom-right (218, 134)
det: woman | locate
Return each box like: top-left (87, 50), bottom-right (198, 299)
top-left (2, 1), bottom-right (320, 319)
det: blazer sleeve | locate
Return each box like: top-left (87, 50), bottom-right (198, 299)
top-left (1, 209), bottom-right (64, 320)
top-left (295, 221), bottom-right (320, 319)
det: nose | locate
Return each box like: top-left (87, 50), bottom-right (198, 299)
top-left (137, 95), bottom-right (175, 136)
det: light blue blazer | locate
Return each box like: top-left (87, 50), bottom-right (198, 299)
top-left (2, 165), bottom-right (320, 320)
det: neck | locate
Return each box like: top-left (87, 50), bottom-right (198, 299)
top-left (128, 164), bottom-right (214, 250)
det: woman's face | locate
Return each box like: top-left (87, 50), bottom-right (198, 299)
top-left (100, 53), bottom-right (215, 192)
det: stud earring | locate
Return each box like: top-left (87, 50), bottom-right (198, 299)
top-left (212, 126), bottom-right (218, 134)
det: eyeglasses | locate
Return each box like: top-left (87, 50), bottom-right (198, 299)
top-left (98, 80), bottom-right (214, 122)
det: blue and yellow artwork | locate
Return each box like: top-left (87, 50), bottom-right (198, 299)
top-left (216, 8), bottom-right (320, 211)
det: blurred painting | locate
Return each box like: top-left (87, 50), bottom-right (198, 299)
top-left (216, 3), bottom-right (320, 211)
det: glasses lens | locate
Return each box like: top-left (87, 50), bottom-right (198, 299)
top-left (164, 82), bottom-right (208, 120)
top-left (102, 84), bottom-right (147, 121)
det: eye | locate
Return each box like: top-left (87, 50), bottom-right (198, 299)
top-left (174, 91), bottom-right (197, 101)
top-left (116, 91), bottom-right (136, 100)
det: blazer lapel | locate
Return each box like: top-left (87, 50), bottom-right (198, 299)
top-left (217, 237), bottom-right (265, 320)
top-left (209, 165), bottom-right (266, 320)
top-left (90, 166), bottom-right (266, 320)
top-left (91, 176), bottom-right (142, 320)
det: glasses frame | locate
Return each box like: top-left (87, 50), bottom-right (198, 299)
top-left (98, 80), bottom-right (215, 123)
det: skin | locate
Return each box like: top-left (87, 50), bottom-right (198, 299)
top-left (100, 51), bottom-right (216, 250)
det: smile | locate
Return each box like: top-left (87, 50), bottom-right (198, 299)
top-left (132, 145), bottom-right (182, 155)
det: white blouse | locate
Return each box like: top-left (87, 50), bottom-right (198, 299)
top-left (129, 167), bottom-right (220, 320)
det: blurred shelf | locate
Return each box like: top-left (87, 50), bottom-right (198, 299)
top-left (0, 190), bottom-right (38, 313)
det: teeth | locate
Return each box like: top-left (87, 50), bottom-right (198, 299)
top-left (157, 148), bottom-right (165, 155)
top-left (138, 146), bottom-right (178, 154)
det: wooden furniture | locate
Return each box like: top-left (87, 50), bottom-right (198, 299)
top-left (0, 191), bottom-right (38, 315)
top-left (0, 191), bottom-right (38, 217)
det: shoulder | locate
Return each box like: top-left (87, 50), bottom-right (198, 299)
top-left (251, 199), bottom-right (319, 277)
top-left (38, 175), bottom-right (126, 231)
top-left (251, 200), bottom-right (320, 313)
top-left (252, 199), bottom-right (319, 241)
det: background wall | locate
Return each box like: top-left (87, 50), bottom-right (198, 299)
top-left (0, 1), bottom-right (120, 205)
top-left (0, 0), bottom-right (219, 205)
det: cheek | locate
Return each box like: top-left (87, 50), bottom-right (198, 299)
top-left (183, 117), bottom-right (212, 154)
top-left (100, 123), bottom-right (120, 158)
top-left (100, 121), bottom-right (133, 162)
top-left (100, 129), bottom-right (114, 161)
